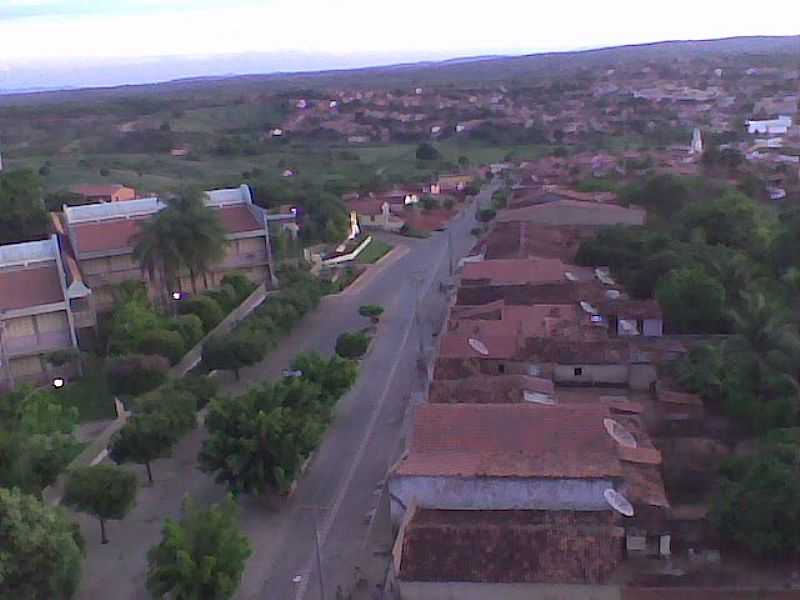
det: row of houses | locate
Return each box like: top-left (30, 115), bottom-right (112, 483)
top-left (0, 184), bottom-right (289, 391)
top-left (385, 187), bottom-right (700, 599)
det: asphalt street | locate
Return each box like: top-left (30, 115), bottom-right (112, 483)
top-left (73, 185), bottom-right (495, 600)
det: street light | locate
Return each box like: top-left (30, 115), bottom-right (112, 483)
top-left (52, 377), bottom-right (65, 389)
top-left (171, 291), bottom-right (182, 301)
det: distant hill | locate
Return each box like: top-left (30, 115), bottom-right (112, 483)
top-left (1, 35), bottom-right (797, 106)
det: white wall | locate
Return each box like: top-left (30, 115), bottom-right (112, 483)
top-left (396, 581), bottom-right (621, 600)
top-left (389, 475), bottom-right (613, 526)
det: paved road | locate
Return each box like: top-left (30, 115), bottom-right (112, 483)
top-left (74, 185), bottom-right (495, 600)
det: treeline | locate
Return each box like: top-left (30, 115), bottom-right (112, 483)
top-left (577, 173), bottom-right (800, 558)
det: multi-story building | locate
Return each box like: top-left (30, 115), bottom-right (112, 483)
top-left (62, 185), bottom-right (276, 311)
top-left (0, 236), bottom-right (82, 390)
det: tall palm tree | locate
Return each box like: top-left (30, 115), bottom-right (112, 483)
top-left (167, 188), bottom-right (225, 293)
top-left (132, 211), bottom-right (182, 308)
top-left (132, 188), bottom-right (226, 303)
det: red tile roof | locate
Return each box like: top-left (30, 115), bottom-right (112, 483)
top-left (428, 374), bottom-right (554, 404)
top-left (72, 218), bottom-right (144, 254)
top-left (347, 198), bottom-right (385, 216)
top-left (462, 258), bottom-right (586, 286)
top-left (520, 337), bottom-right (631, 364)
top-left (0, 265), bottom-right (64, 311)
top-left (399, 509), bottom-right (624, 584)
top-left (213, 204), bottom-right (263, 233)
top-left (71, 205), bottom-right (262, 255)
top-left (71, 184), bottom-right (129, 197)
top-left (624, 589), bottom-right (800, 600)
top-left (438, 332), bottom-right (520, 360)
top-left (395, 403), bottom-right (623, 479)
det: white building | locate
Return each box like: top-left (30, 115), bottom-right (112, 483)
top-left (747, 115), bottom-right (793, 135)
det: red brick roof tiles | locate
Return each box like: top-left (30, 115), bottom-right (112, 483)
top-left (428, 374), bottom-right (554, 404)
top-left (0, 265), bottom-right (65, 311)
top-left (395, 403), bottom-right (623, 479)
top-left (399, 509), bottom-right (624, 584)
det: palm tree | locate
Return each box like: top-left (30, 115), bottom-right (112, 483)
top-left (132, 211), bottom-right (182, 308)
top-left (132, 188), bottom-right (226, 304)
top-left (728, 290), bottom-right (800, 400)
top-left (167, 188), bottom-right (225, 293)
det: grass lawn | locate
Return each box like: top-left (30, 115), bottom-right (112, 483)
top-left (355, 238), bottom-right (393, 264)
top-left (59, 369), bottom-right (117, 423)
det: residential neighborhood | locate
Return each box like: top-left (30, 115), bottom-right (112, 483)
top-left (1, 20), bottom-right (800, 600)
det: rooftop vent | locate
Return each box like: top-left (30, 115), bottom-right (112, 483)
top-left (468, 338), bottom-right (489, 356)
top-left (603, 418), bottom-right (637, 448)
top-left (604, 488), bottom-right (635, 517)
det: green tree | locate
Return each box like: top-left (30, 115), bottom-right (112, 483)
top-left (358, 304), bottom-right (384, 321)
top-left (415, 142), bottom-right (440, 161)
top-left (0, 487), bottom-right (84, 599)
top-left (620, 173), bottom-right (689, 219)
top-left (132, 211), bottom-right (182, 308)
top-left (147, 496), bottom-right (251, 600)
top-left (199, 380), bottom-right (325, 494)
top-left (711, 437), bottom-right (800, 557)
top-left (202, 334), bottom-right (265, 380)
top-left (335, 331), bottom-right (370, 359)
top-left (63, 464), bottom-right (138, 544)
top-left (109, 413), bottom-right (180, 484)
top-left (0, 386), bottom-right (80, 497)
top-left (655, 266), bottom-right (725, 333)
top-left (290, 352), bottom-right (358, 404)
top-left (168, 188), bottom-right (227, 292)
top-left (0, 169), bottom-right (48, 245)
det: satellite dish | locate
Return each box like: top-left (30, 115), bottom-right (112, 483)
top-left (603, 418), bottom-right (638, 448)
top-left (523, 390), bottom-right (556, 405)
top-left (605, 289), bottom-right (621, 299)
top-left (564, 271), bottom-right (578, 282)
top-left (579, 301), bottom-right (598, 315)
top-left (604, 488), bottom-right (635, 517)
top-left (468, 338), bottom-right (489, 356)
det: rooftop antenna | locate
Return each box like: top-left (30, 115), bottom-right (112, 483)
top-left (604, 488), bottom-right (635, 517)
top-left (603, 418), bottom-right (638, 448)
top-left (468, 337), bottom-right (489, 356)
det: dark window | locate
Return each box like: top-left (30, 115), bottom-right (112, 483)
top-left (498, 363), bottom-right (506, 374)
top-left (574, 367), bottom-right (583, 376)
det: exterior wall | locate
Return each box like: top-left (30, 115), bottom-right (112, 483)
top-left (396, 581), bottom-right (621, 600)
top-left (2, 312), bottom-right (72, 357)
top-left (553, 364), bottom-right (629, 386)
top-left (642, 319), bottom-right (663, 337)
top-left (389, 475), bottom-right (613, 526)
top-left (628, 364), bottom-right (657, 391)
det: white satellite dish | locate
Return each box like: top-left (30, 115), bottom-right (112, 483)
top-left (523, 390), bottom-right (556, 405)
top-left (468, 338), bottom-right (489, 356)
top-left (604, 488), bottom-right (635, 517)
top-left (579, 301), bottom-right (599, 315)
top-left (564, 271), bottom-right (578, 282)
top-left (605, 289), bottom-right (621, 299)
top-left (603, 418), bottom-right (638, 448)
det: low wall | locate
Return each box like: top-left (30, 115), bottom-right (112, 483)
top-left (321, 235), bottom-right (373, 266)
top-left (170, 282), bottom-right (272, 377)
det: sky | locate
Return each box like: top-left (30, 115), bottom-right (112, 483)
top-left (0, 0), bottom-right (798, 90)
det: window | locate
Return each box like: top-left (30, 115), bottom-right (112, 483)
top-left (574, 367), bottom-right (583, 376)
top-left (498, 363), bottom-right (506, 374)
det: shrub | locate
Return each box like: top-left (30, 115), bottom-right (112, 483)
top-left (443, 198), bottom-right (455, 210)
top-left (202, 285), bottom-right (239, 313)
top-left (221, 272), bottom-right (257, 302)
top-left (136, 329), bottom-right (186, 365)
top-left (358, 304), bottom-right (384, 320)
top-left (107, 354), bottom-right (170, 397)
top-left (477, 208), bottom-right (496, 222)
top-left (170, 375), bottom-right (220, 410)
top-left (179, 295), bottom-right (224, 332)
top-left (415, 143), bottom-right (440, 161)
top-left (166, 314), bottom-right (204, 349)
top-left (335, 331), bottom-right (370, 359)
top-left (470, 226), bottom-right (483, 236)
